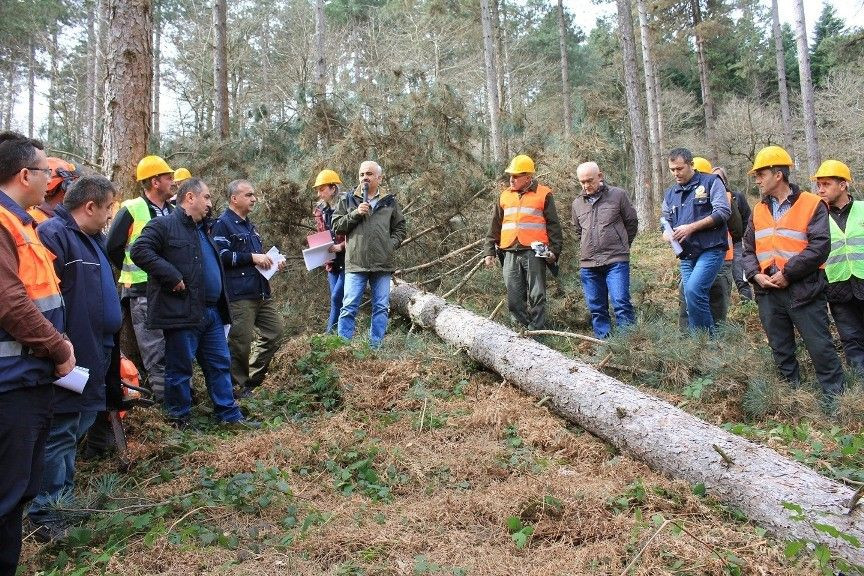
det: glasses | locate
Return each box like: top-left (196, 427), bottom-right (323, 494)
top-left (26, 167), bottom-right (52, 177)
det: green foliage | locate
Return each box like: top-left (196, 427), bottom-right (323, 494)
top-left (607, 479), bottom-right (647, 514)
top-left (497, 425), bottom-right (547, 473)
top-left (293, 334), bottom-right (345, 412)
top-left (324, 442), bottom-right (406, 502)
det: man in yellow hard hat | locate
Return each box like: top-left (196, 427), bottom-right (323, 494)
top-left (485, 154), bottom-right (562, 330)
top-left (814, 160), bottom-right (864, 374)
top-left (312, 169), bottom-right (346, 333)
top-left (742, 146), bottom-right (845, 410)
top-left (105, 155), bottom-right (175, 402)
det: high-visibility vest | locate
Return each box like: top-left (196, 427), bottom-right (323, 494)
top-left (0, 205), bottom-right (65, 386)
top-left (118, 197), bottom-right (152, 287)
top-left (826, 201), bottom-right (864, 283)
top-left (499, 185), bottom-right (551, 249)
top-left (27, 206), bottom-right (50, 224)
top-left (724, 192), bottom-right (734, 261)
top-left (752, 191), bottom-right (823, 273)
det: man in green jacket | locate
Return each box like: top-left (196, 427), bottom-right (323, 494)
top-left (332, 161), bottom-right (407, 348)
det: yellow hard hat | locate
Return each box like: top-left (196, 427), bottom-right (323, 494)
top-left (174, 167), bottom-right (192, 183)
top-left (692, 157), bottom-right (713, 173)
top-left (504, 154), bottom-right (535, 175)
top-left (313, 169), bottom-right (342, 188)
top-left (136, 155), bottom-right (173, 181)
top-left (811, 159), bottom-right (852, 182)
top-left (749, 145), bottom-right (793, 174)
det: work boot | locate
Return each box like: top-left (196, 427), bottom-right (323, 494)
top-left (220, 418), bottom-right (261, 431)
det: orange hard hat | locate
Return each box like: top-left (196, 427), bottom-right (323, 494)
top-left (46, 157), bottom-right (79, 196)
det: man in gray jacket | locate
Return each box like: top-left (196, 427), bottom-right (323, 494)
top-left (571, 162), bottom-right (639, 338)
top-left (332, 161), bottom-right (407, 348)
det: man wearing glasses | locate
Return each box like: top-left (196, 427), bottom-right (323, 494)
top-left (0, 132), bottom-right (76, 574)
top-left (485, 154), bottom-right (562, 330)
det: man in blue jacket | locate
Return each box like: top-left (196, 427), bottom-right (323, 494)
top-left (131, 179), bottom-right (256, 429)
top-left (30, 175), bottom-right (122, 541)
top-left (212, 180), bottom-right (284, 398)
top-left (661, 148), bottom-right (730, 334)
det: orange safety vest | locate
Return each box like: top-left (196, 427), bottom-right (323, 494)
top-left (499, 184), bottom-right (551, 249)
top-left (26, 205), bottom-right (50, 224)
top-left (724, 192), bottom-right (733, 261)
top-left (752, 191), bottom-right (823, 273)
top-left (0, 204), bottom-right (65, 387)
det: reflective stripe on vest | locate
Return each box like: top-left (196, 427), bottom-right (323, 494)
top-left (499, 185), bottom-right (551, 249)
top-left (752, 191), bottom-right (823, 273)
top-left (825, 201), bottom-right (864, 283)
top-left (118, 197), bottom-right (151, 286)
top-left (0, 205), bottom-right (65, 373)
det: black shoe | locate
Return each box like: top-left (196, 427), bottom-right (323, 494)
top-left (221, 418), bottom-right (261, 430)
top-left (168, 418), bottom-right (190, 430)
top-left (238, 387), bottom-right (255, 399)
top-left (25, 519), bottom-right (68, 544)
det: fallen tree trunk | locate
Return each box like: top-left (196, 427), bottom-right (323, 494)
top-left (390, 283), bottom-right (864, 566)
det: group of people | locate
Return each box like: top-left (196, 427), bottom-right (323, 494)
top-left (483, 147), bottom-right (858, 417)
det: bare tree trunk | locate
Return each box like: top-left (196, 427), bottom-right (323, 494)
top-left (213, 0), bottom-right (230, 140)
top-left (314, 0), bottom-right (326, 101)
top-left (557, 0), bottom-right (572, 138)
top-left (28, 42), bottom-right (36, 137)
top-left (500, 0), bottom-right (513, 116)
top-left (793, 0), bottom-right (820, 176)
top-left (84, 6), bottom-right (95, 146)
top-left (652, 58), bottom-right (664, 151)
top-left (480, 0), bottom-right (503, 164)
top-left (390, 282), bottom-right (864, 568)
top-left (616, 0), bottom-right (652, 224)
top-left (47, 29), bottom-right (58, 137)
top-left (3, 64), bottom-right (14, 131)
top-left (102, 0), bottom-right (152, 198)
top-left (152, 0), bottom-right (161, 151)
top-left (91, 0), bottom-right (107, 164)
top-left (636, 0), bottom-right (662, 202)
top-left (690, 0), bottom-right (717, 159)
top-left (770, 0), bottom-right (795, 158)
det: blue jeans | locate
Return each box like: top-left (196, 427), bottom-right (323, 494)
top-left (679, 247), bottom-right (725, 333)
top-left (164, 306), bottom-right (243, 423)
top-left (580, 262), bottom-right (636, 338)
top-left (327, 270), bottom-right (345, 333)
top-left (28, 410), bottom-right (98, 525)
top-left (338, 271), bottom-right (391, 347)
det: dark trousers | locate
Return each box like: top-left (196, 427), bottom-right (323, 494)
top-left (502, 250), bottom-right (547, 330)
top-left (756, 289), bottom-right (845, 397)
top-left (829, 297), bottom-right (864, 374)
top-left (0, 384), bottom-right (54, 575)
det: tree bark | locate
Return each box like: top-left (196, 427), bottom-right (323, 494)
top-left (691, 0), bottom-right (717, 160)
top-left (557, 0), bottom-right (572, 138)
top-left (390, 282), bottom-right (864, 567)
top-left (616, 0), bottom-right (652, 224)
top-left (213, 0), bottom-right (230, 140)
top-left (28, 41), bottom-right (36, 138)
top-left (314, 0), bottom-right (326, 101)
top-left (793, 0), bottom-right (821, 176)
top-left (152, 0), bottom-right (161, 151)
top-left (3, 64), bottom-right (14, 131)
top-left (91, 0), bottom-right (108, 164)
top-left (636, 0), bottom-right (662, 203)
top-left (480, 0), bottom-right (503, 164)
top-left (47, 29), bottom-right (58, 137)
top-left (102, 0), bottom-right (152, 198)
top-left (771, 0), bottom-right (796, 159)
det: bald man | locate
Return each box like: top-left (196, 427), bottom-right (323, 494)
top-left (571, 162), bottom-right (639, 338)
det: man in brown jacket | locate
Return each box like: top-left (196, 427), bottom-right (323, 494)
top-left (571, 161), bottom-right (639, 338)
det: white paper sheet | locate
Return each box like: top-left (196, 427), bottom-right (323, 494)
top-left (302, 242), bottom-right (335, 271)
top-left (54, 366), bottom-right (90, 394)
top-left (256, 246), bottom-right (286, 280)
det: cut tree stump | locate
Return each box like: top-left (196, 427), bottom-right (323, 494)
top-left (390, 283), bottom-right (864, 565)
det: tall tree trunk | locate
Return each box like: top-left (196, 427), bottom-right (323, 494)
top-left (28, 42), bottom-right (36, 137)
top-left (690, 0), bottom-right (717, 159)
top-left (47, 30), bottom-right (58, 137)
top-left (213, 0), bottom-right (230, 140)
top-left (652, 58), bottom-right (664, 152)
top-left (480, 0), bottom-right (503, 164)
top-left (91, 0), bottom-right (108, 164)
top-left (557, 0), bottom-right (572, 138)
top-left (152, 0), bottom-right (161, 151)
top-left (636, 0), bottom-right (662, 202)
top-left (102, 0), bottom-right (152, 198)
top-left (85, 6), bottom-right (95, 146)
top-left (616, 0), bottom-right (652, 224)
top-left (390, 283), bottom-right (864, 568)
top-left (771, 0), bottom-right (795, 159)
top-left (793, 0), bottom-right (820, 176)
top-left (3, 64), bottom-right (14, 131)
top-left (500, 0), bottom-right (514, 116)
top-left (314, 0), bottom-right (326, 101)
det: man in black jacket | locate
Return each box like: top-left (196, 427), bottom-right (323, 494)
top-left (130, 179), bottom-right (255, 429)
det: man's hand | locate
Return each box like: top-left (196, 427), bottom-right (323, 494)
top-left (55, 340), bottom-right (76, 377)
top-left (328, 242), bottom-right (345, 254)
top-left (484, 255), bottom-right (496, 268)
top-left (277, 259), bottom-right (287, 271)
top-left (768, 270), bottom-right (789, 289)
top-left (357, 202), bottom-right (371, 216)
top-left (754, 273), bottom-right (780, 289)
top-left (671, 223), bottom-right (695, 242)
top-left (173, 279), bottom-right (186, 292)
top-left (252, 253), bottom-right (273, 268)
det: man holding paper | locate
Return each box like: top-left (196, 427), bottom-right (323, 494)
top-left (212, 179), bottom-right (285, 397)
top-left (0, 132), bottom-right (75, 573)
top-left (29, 175), bottom-right (122, 540)
top-left (332, 161), bottom-right (406, 348)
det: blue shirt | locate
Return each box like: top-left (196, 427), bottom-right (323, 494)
top-left (198, 225), bottom-right (222, 304)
